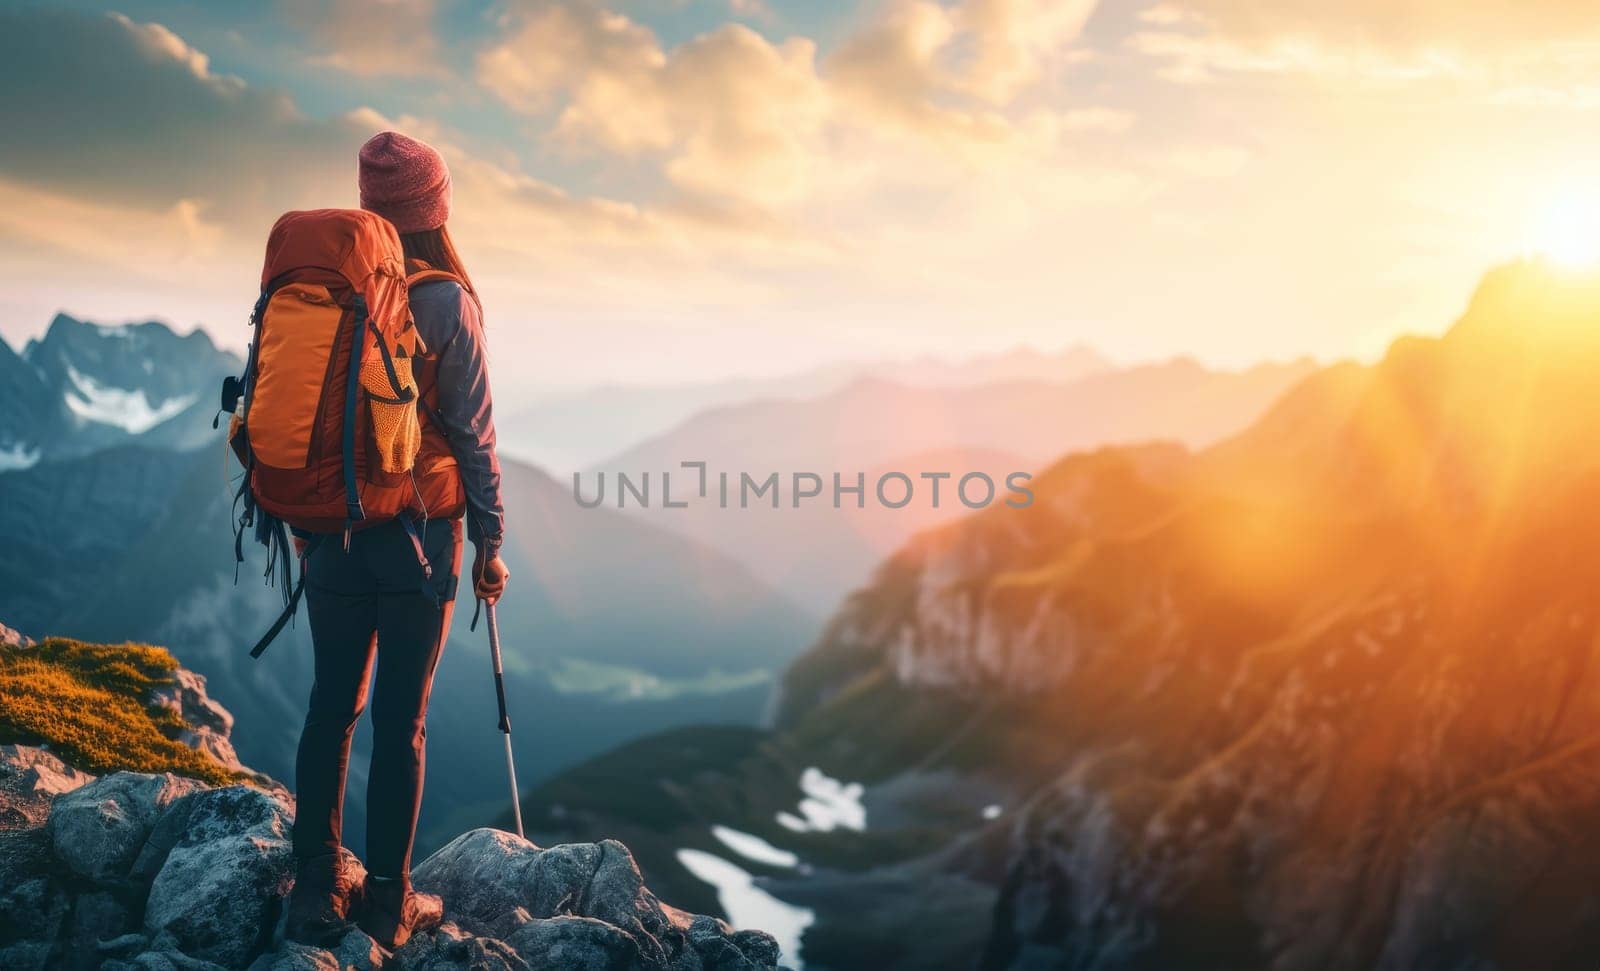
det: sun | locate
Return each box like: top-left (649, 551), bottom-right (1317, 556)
top-left (1526, 185), bottom-right (1600, 268)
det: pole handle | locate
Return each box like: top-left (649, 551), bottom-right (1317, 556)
top-left (486, 602), bottom-right (512, 728)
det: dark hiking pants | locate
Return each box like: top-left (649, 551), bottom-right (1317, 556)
top-left (291, 516), bottom-right (462, 879)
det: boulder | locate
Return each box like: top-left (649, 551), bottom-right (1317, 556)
top-left (148, 669), bottom-right (247, 776)
top-left (0, 744), bottom-right (93, 830)
top-left (143, 786), bottom-right (295, 967)
top-left (247, 926), bottom-right (384, 971)
top-left (244, 942), bottom-right (341, 971)
top-left (0, 826), bottom-right (53, 891)
top-left (582, 839), bottom-right (675, 963)
top-left (103, 950), bottom-right (229, 971)
top-left (727, 931), bottom-right (780, 969)
top-left (414, 829), bottom-right (779, 970)
top-left (48, 773), bottom-right (204, 882)
top-left (412, 828), bottom-right (546, 929)
top-left (98, 933), bottom-right (151, 959)
top-left (0, 744), bottom-right (92, 800)
top-left (390, 921), bottom-right (531, 970)
top-left (0, 875), bottom-right (69, 968)
top-left (501, 915), bottom-right (644, 970)
top-left (62, 890), bottom-right (136, 969)
top-left (0, 620), bottom-right (32, 647)
top-left (0, 941), bottom-right (54, 971)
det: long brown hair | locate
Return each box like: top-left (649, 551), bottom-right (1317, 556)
top-left (399, 225), bottom-right (477, 298)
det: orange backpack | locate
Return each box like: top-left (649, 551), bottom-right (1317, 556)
top-left (222, 209), bottom-right (431, 654)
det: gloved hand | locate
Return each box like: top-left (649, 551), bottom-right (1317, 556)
top-left (473, 547), bottom-right (509, 604)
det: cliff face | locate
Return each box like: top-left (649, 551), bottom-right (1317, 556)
top-left (770, 262), bottom-right (1600, 969)
top-left (0, 630), bottom-right (782, 971)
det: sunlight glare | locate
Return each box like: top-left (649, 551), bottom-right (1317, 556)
top-left (1527, 185), bottom-right (1600, 268)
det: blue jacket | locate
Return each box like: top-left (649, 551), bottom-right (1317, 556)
top-left (410, 279), bottom-right (504, 556)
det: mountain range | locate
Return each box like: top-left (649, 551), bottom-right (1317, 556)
top-left (497, 344), bottom-right (1114, 472)
top-left (517, 262), bottom-right (1600, 970)
top-left (591, 356), bottom-right (1319, 612)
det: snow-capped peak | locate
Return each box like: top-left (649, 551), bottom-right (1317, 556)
top-left (62, 363), bottom-right (198, 435)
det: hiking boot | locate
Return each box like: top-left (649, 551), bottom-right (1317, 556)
top-left (358, 874), bottom-right (444, 949)
top-left (285, 852), bottom-right (365, 945)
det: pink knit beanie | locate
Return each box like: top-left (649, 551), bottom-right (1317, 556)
top-left (358, 131), bottom-right (452, 233)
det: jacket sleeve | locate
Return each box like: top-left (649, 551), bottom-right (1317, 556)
top-left (426, 288), bottom-right (505, 556)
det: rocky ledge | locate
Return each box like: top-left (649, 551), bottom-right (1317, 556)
top-left (0, 745), bottom-right (781, 970)
top-left (0, 623), bottom-right (782, 968)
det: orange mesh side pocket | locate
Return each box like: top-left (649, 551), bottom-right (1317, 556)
top-left (360, 355), bottom-right (421, 475)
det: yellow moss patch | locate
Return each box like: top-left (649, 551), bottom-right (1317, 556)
top-left (0, 637), bottom-right (235, 786)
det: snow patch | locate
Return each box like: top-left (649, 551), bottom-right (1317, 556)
top-left (676, 849), bottom-right (813, 969)
top-left (711, 825), bottom-right (799, 868)
top-left (0, 442), bottom-right (40, 471)
top-left (63, 364), bottom-right (196, 434)
top-left (773, 767), bottom-right (867, 833)
top-left (775, 812), bottom-right (809, 833)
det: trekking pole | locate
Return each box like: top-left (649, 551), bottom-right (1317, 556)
top-left (484, 602), bottom-right (525, 839)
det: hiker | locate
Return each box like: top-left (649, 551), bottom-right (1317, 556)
top-left (285, 131), bottom-right (509, 949)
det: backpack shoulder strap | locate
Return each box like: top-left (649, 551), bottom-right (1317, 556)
top-left (406, 267), bottom-right (462, 289)
top-left (405, 260), bottom-right (482, 315)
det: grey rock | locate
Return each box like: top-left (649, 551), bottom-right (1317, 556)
top-left (502, 915), bottom-right (643, 970)
top-left (247, 926), bottom-right (384, 971)
top-left (0, 941), bottom-right (54, 971)
top-left (585, 841), bottom-right (659, 927)
top-left (487, 905), bottom-right (535, 939)
top-left (0, 875), bottom-right (69, 960)
top-left (391, 921), bottom-right (530, 970)
top-left (685, 915), bottom-right (771, 970)
top-left (117, 950), bottom-right (230, 971)
top-left (246, 946), bottom-right (340, 971)
top-left (149, 668), bottom-right (234, 737)
top-left (98, 933), bottom-right (151, 957)
top-left (143, 786), bottom-right (295, 967)
top-left (0, 743), bottom-right (92, 800)
top-left (413, 828), bottom-right (547, 929)
top-left (524, 841), bottom-right (606, 916)
top-left (328, 926), bottom-right (387, 970)
top-left (728, 930), bottom-right (780, 969)
top-left (0, 827), bottom-right (52, 890)
top-left (0, 744), bottom-right (93, 830)
top-left (62, 890), bottom-right (134, 970)
top-left (414, 829), bottom-right (777, 970)
top-left (48, 772), bottom-right (204, 882)
top-left (149, 668), bottom-right (249, 776)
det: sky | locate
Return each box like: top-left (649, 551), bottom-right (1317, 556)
top-left (1, 0), bottom-right (1598, 394)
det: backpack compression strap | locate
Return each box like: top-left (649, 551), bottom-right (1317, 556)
top-left (249, 532), bottom-right (324, 658)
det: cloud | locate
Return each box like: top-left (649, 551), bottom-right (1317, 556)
top-left (1133, 0), bottom-right (1600, 85)
top-left (0, 7), bottom-right (365, 225)
top-left (477, 0), bottom-right (1112, 210)
top-left (479, 3), bottom-right (828, 205)
top-left (280, 0), bottom-right (444, 77)
top-left (827, 0), bottom-right (1095, 136)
